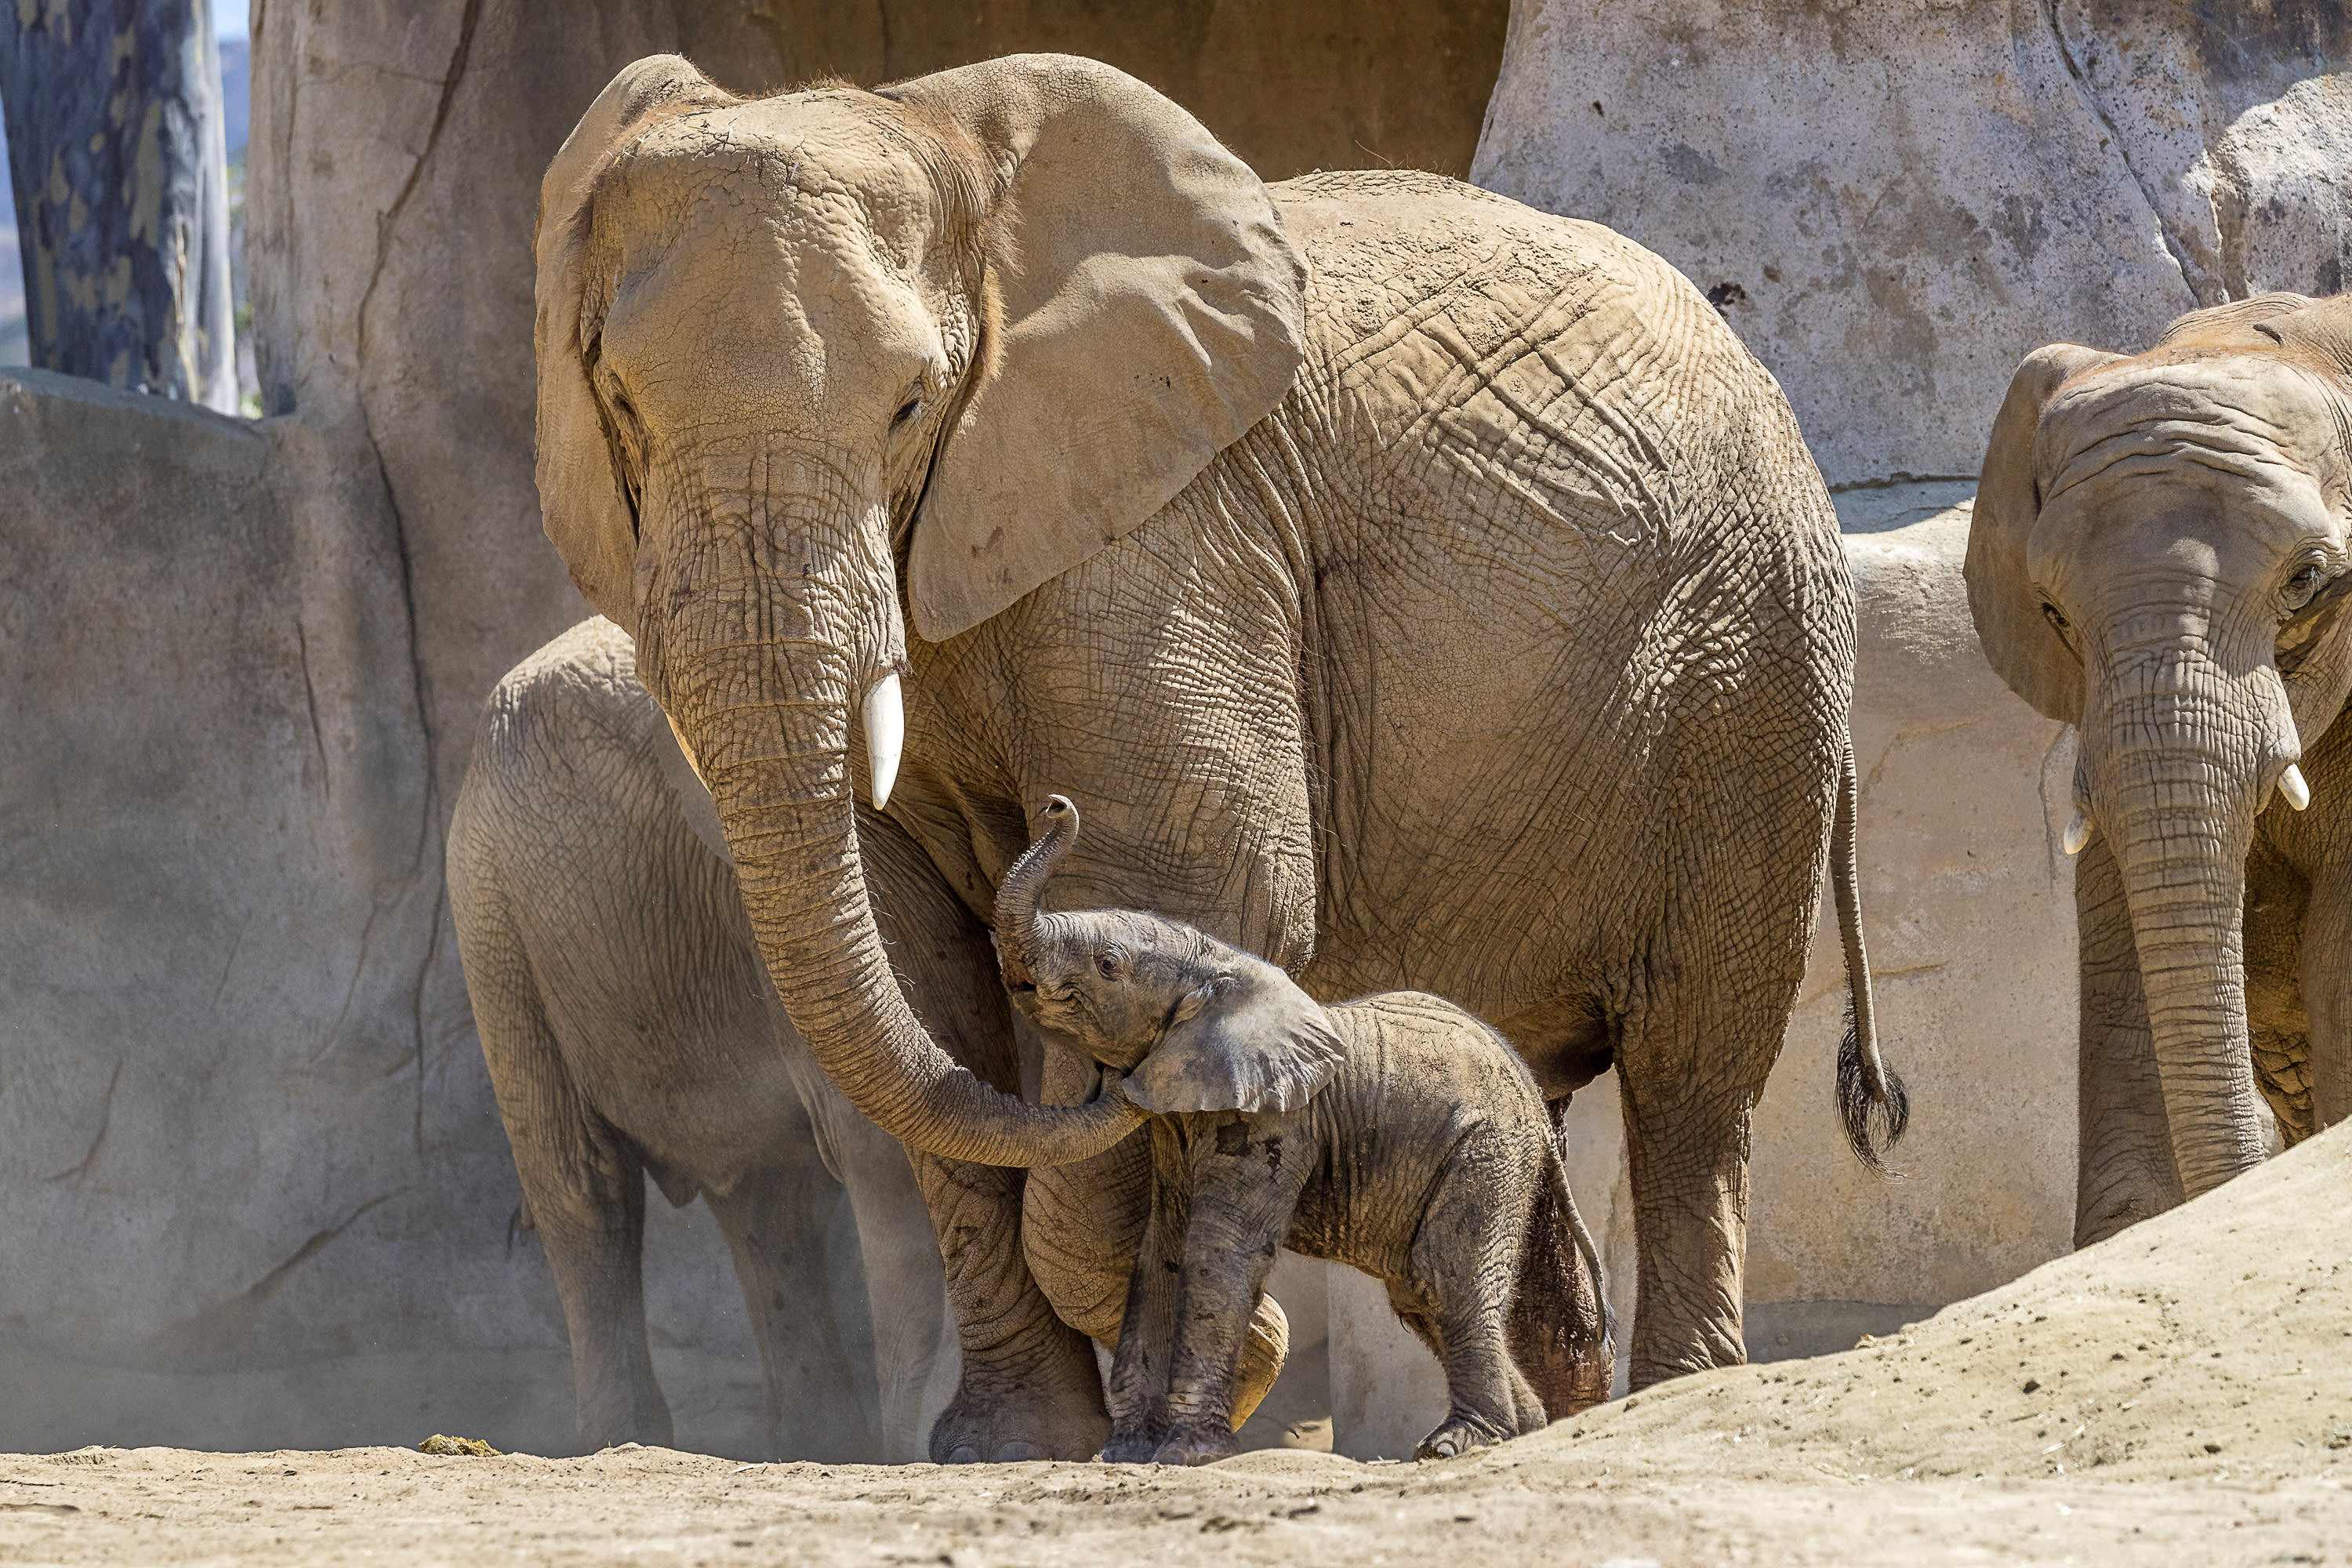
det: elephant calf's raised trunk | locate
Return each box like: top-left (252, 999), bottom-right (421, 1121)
top-left (993, 795), bottom-right (1080, 989)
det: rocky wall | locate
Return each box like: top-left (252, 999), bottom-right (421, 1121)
top-left (0, 368), bottom-right (768, 1455)
top-left (1471, 2), bottom-right (2352, 487)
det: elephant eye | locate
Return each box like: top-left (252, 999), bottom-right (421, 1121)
top-left (2285, 563), bottom-right (2326, 612)
top-left (1095, 953), bottom-right (1121, 981)
top-left (891, 396), bottom-right (922, 430)
top-left (2040, 601), bottom-right (2070, 635)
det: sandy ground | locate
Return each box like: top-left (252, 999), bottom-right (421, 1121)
top-left (6, 1124), bottom-right (2350, 1566)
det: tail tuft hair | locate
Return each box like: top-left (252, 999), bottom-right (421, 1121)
top-left (1837, 994), bottom-right (1910, 1174)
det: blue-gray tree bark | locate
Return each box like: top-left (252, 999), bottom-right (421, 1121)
top-left (0, 0), bottom-right (237, 411)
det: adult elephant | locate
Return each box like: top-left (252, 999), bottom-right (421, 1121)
top-left (1968, 292), bottom-right (2352, 1247)
top-left (449, 617), bottom-right (993, 1459)
top-left (532, 52), bottom-right (1899, 1459)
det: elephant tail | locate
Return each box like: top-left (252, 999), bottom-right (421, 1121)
top-left (1833, 733), bottom-right (1909, 1172)
top-left (1504, 1109), bottom-right (1614, 1420)
top-left (1548, 1149), bottom-right (1613, 1353)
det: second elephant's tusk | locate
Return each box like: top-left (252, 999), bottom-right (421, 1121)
top-left (2281, 764), bottom-right (2312, 811)
top-left (864, 672), bottom-right (904, 810)
top-left (2062, 810), bottom-right (2090, 856)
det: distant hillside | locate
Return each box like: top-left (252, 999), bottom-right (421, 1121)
top-left (0, 37), bottom-right (245, 368)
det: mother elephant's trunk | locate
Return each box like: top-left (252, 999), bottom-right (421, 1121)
top-left (2083, 650), bottom-right (2278, 1200)
top-left (647, 484), bottom-right (1137, 1169)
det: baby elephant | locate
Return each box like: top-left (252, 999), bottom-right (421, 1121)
top-left (996, 797), bottom-right (1610, 1465)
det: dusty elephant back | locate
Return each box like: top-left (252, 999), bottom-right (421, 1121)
top-left (1270, 169), bottom-right (1843, 576)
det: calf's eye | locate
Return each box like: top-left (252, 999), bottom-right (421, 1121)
top-left (1095, 954), bottom-right (1120, 980)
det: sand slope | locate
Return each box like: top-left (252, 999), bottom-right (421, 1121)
top-left (4, 1124), bottom-right (2349, 1565)
top-left (1521, 1112), bottom-right (2352, 1486)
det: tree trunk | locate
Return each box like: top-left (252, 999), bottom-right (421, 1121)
top-left (0, 0), bottom-right (236, 411)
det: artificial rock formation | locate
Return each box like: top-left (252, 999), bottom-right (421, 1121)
top-left (0, 368), bottom-right (770, 1454)
top-left (1473, 2), bottom-right (2352, 486)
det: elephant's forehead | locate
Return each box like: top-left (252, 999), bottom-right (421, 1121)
top-left (601, 95), bottom-right (938, 263)
top-left (2038, 353), bottom-right (2344, 502)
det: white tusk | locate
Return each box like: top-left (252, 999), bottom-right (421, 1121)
top-left (863, 672), bottom-right (904, 810)
top-left (666, 715), bottom-right (706, 787)
top-left (2062, 810), bottom-right (2090, 856)
top-left (2281, 764), bottom-right (2311, 811)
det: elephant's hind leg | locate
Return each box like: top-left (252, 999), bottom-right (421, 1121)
top-left (1396, 1159), bottom-right (1533, 1460)
top-left (706, 1161), bottom-right (880, 1462)
top-left (1613, 742), bottom-right (1835, 1389)
top-left (459, 878), bottom-right (670, 1452)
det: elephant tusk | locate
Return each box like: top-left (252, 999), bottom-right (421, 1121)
top-left (666, 714), bottom-right (707, 787)
top-left (2281, 763), bottom-right (2312, 811)
top-left (2062, 809), bottom-right (2090, 856)
top-left (864, 672), bottom-right (904, 810)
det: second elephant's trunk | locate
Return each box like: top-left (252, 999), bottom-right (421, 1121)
top-left (2085, 661), bottom-right (2276, 1201)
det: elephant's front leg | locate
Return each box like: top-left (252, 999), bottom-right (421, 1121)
top-left (1099, 1122), bottom-right (1192, 1461)
top-left (907, 1153), bottom-right (1111, 1464)
top-left (703, 1160), bottom-right (877, 1461)
top-left (849, 808), bottom-right (1111, 1464)
top-left (1154, 1114), bottom-right (1306, 1466)
top-left (2074, 833), bottom-right (2186, 1246)
top-left (2296, 866), bottom-right (2352, 1138)
top-left (1019, 1033), bottom-right (1300, 1431)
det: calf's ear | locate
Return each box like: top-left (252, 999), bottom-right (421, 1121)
top-left (1129, 953), bottom-right (1344, 1115)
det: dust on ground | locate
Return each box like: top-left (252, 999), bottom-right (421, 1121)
top-left (6, 1125), bottom-right (2351, 1566)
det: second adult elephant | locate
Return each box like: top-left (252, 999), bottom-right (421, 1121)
top-left (531, 52), bottom-right (1900, 1458)
top-left (1969, 292), bottom-right (2352, 1244)
top-left (448, 617), bottom-right (1007, 1459)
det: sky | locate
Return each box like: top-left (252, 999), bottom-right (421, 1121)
top-left (215, 1), bottom-right (247, 42)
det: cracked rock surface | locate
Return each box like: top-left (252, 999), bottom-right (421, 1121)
top-left (1473, 1), bottom-right (2352, 488)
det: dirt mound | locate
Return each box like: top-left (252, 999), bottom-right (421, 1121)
top-left (3, 1127), bottom-right (2349, 1564)
top-left (1501, 1118), bottom-right (2352, 1487)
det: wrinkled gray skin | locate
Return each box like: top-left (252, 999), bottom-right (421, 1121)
top-left (535, 53), bottom-right (1896, 1459)
top-left (996, 798), bottom-right (1613, 1465)
top-left (1967, 293), bottom-right (2352, 1245)
top-left (448, 618), bottom-right (1018, 1460)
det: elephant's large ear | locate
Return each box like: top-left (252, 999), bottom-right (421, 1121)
top-left (1128, 950), bottom-right (1344, 1116)
top-left (880, 55), bottom-right (1308, 643)
top-left (534, 56), bottom-right (734, 635)
top-left (1965, 343), bottom-right (2122, 724)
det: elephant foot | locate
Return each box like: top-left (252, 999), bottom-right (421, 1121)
top-left (1151, 1425), bottom-right (1239, 1468)
top-left (1097, 1424), bottom-right (1166, 1465)
top-left (927, 1323), bottom-right (1109, 1464)
top-left (1414, 1414), bottom-right (1508, 1462)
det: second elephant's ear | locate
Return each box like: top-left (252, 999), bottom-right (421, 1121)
top-left (534, 56), bottom-right (735, 634)
top-left (880, 54), bottom-right (1308, 643)
top-left (1965, 343), bottom-right (2121, 724)
top-left (1128, 952), bottom-right (1345, 1116)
